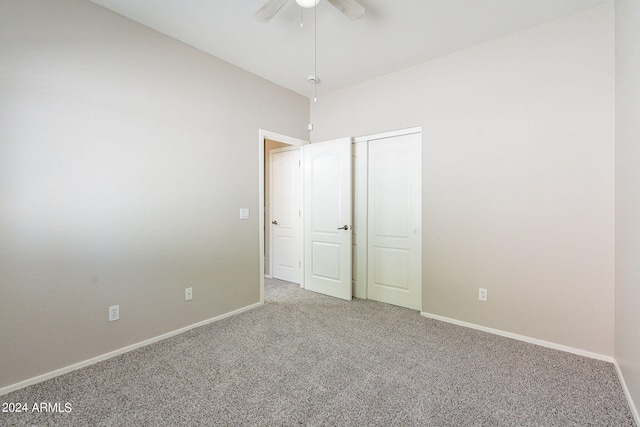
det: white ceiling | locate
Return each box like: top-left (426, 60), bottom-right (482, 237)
top-left (89, 0), bottom-right (609, 99)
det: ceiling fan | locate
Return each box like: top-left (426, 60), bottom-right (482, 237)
top-left (254, 0), bottom-right (365, 23)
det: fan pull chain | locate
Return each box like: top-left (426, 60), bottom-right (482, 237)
top-left (300, 7), bottom-right (304, 27)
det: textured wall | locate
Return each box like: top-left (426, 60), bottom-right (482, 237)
top-left (0, 0), bottom-right (308, 388)
top-left (311, 4), bottom-right (615, 355)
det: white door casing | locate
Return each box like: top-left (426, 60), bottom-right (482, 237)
top-left (258, 130), bottom-right (308, 304)
top-left (303, 138), bottom-right (352, 300)
top-left (270, 147), bottom-right (302, 284)
top-left (366, 131), bottom-right (422, 310)
top-left (352, 141), bottom-right (368, 299)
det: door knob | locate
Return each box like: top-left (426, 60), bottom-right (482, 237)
top-left (272, 220), bottom-right (278, 225)
top-left (337, 225), bottom-right (350, 230)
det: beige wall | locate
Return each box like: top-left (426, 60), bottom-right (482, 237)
top-left (615, 0), bottom-right (640, 418)
top-left (0, 0), bottom-right (308, 389)
top-left (311, 4), bottom-right (615, 355)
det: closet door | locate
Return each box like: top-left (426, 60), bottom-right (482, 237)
top-left (367, 132), bottom-right (422, 310)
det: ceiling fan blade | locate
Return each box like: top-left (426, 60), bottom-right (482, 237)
top-left (254, 0), bottom-right (290, 23)
top-left (326, 0), bottom-right (365, 20)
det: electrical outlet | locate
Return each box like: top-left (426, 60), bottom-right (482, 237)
top-left (109, 305), bottom-right (119, 322)
top-left (478, 288), bottom-right (488, 302)
top-left (185, 287), bottom-right (193, 301)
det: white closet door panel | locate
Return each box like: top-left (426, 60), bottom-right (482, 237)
top-left (367, 132), bottom-right (422, 310)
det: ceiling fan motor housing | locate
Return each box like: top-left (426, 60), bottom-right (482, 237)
top-left (255, 0), bottom-right (365, 23)
top-left (296, 0), bottom-right (320, 8)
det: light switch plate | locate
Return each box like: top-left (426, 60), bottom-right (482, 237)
top-left (239, 208), bottom-right (250, 219)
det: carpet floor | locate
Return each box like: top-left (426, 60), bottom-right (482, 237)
top-left (1, 278), bottom-right (635, 426)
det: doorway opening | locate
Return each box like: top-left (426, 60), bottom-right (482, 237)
top-left (258, 130), bottom-right (308, 304)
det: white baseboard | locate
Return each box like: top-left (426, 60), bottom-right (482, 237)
top-left (420, 311), bottom-right (614, 363)
top-left (614, 361), bottom-right (640, 426)
top-left (0, 301), bottom-right (263, 396)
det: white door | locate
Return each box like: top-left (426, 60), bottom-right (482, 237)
top-left (367, 132), bottom-right (422, 310)
top-left (303, 138), bottom-right (352, 300)
top-left (270, 147), bottom-right (302, 284)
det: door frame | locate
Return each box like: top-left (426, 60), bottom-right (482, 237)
top-left (353, 126), bottom-right (423, 309)
top-left (259, 129), bottom-right (308, 304)
top-left (259, 127), bottom-right (421, 307)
